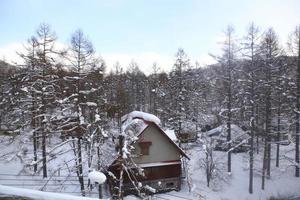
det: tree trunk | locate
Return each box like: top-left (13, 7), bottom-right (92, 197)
top-left (227, 30), bottom-right (232, 173)
top-left (261, 138), bottom-right (268, 190)
top-left (227, 71), bottom-right (232, 173)
top-left (266, 61), bottom-right (272, 179)
top-left (118, 135), bottom-right (124, 199)
top-left (98, 184), bottom-right (103, 199)
top-left (295, 31), bottom-right (300, 177)
top-left (256, 105), bottom-right (259, 154)
top-left (41, 42), bottom-right (47, 178)
top-left (249, 79), bottom-right (254, 194)
top-left (77, 138), bottom-right (85, 196)
top-left (206, 151), bottom-right (210, 187)
top-left (276, 105), bottom-right (280, 167)
top-left (266, 111), bottom-right (271, 179)
top-left (31, 96), bottom-right (37, 173)
top-left (249, 125), bottom-right (254, 193)
top-left (41, 89), bottom-right (47, 178)
top-left (33, 130), bottom-right (38, 173)
top-left (42, 127), bottom-right (47, 178)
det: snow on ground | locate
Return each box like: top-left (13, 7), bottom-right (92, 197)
top-left (0, 185), bottom-right (104, 200)
top-left (124, 141), bottom-right (300, 200)
top-left (148, 143), bottom-right (300, 200)
top-left (1, 126), bottom-right (300, 200)
top-left (0, 129), bottom-right (114, 198)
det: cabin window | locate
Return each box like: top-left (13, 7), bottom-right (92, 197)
top-left (138, 141), bottom-right (152, 155)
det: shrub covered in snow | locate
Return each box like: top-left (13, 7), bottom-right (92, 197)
top-left (88, 170), bottom-right (107, 185)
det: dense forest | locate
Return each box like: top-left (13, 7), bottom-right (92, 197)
top-left (0, 23), bottom-right (300, 199)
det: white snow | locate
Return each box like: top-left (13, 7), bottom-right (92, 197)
top-left (88, 170), bottom-right (106, 185)
top-left (124, 111), bottom-right (161, 125)
top-left (79, 88), bottom-right (97, 95)
top-left (95, 114), bottom-right (101, 122)
top-left (121, 111), bottom-right (161, 136)
top-left (0, 130), bottom-right (114, 198)
top-left (1, 117), bottom-right (300, 200)
top-left (206, 126), bottom-right (222, 137)
top-left (108, 171), bottom-right (117, 180)
top-left (0, 185), bottom-right (103, 200)
top-left (121, 118), bottom-right (147, 136)
top-left (149, 144), bottom-right (300, 200)
top-left (122, 140), bottom-right (129, 159)
top-left (144, 185), bottom-right (156, 193)
top-left (85, 102), bottom-right (97, 107)
top-left (78, 106), bottom-right (85, 125)
top-left (20, 87), bottom-right (28, 93)
top-left (164, 129), bottom-right (178, 142)
top-left (206, 124), bottom-right (248, 141)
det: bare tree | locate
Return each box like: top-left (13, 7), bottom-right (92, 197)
top-left (202, 137), bottom-right (216, 187)
top-left (169, 48), bottom-right (190, 145)
top-left (288, 25), bottom-right (300, 177)
top-left (260, 28), bottom-right (280, 189)
top-left (216, 25), bottom-right (237, 173)
top-left (242, 23), bottom-right (261, 194)
top-left (35, 23), bottom-right (58, 178)
top-left (66, 29), bottom-right (95, 196)
top-left (18, 36), bottom-right (40, 173)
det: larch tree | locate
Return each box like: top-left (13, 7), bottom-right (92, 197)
top-left (260, 28), bottom-right (281, 189)
top-left (18, 36), bottom-right (40, 173)
top-left (155, 71), bottom-right (169, 127)
top-left (59, 29), bottom-right (97, 196)
top-left (169, 48), bottom-right (190, 145)
top-left (0, 61), bottom-right (17, 131)
top-left (288, 25), bottom-right (300, 177)
top-left (126, 62), bottom-right (147, 111)
top-left (215, 25), bottom-right (238, 173)
top-left (34, 23), bottom-right (58, 178)
top-left (241, 23), bottom-right (261, 194)
top-left (272, 56), bottom-right (290, 168)
top-left (148, 63), bottom-right (161, 116)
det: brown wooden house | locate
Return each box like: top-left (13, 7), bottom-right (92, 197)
top-left (108, 113), bottom-right (189, 196)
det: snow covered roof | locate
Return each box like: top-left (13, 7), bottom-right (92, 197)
top-left (121, 111), bottom-right (161, 136)
top-left (206, 124), bottom-right (249, 141)
top-left (164, 129), bottom-right (178, 142)
top-left (122, 111), bottom-right (161, 125)
top-left (206, 126), bottom-right (222, 137)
